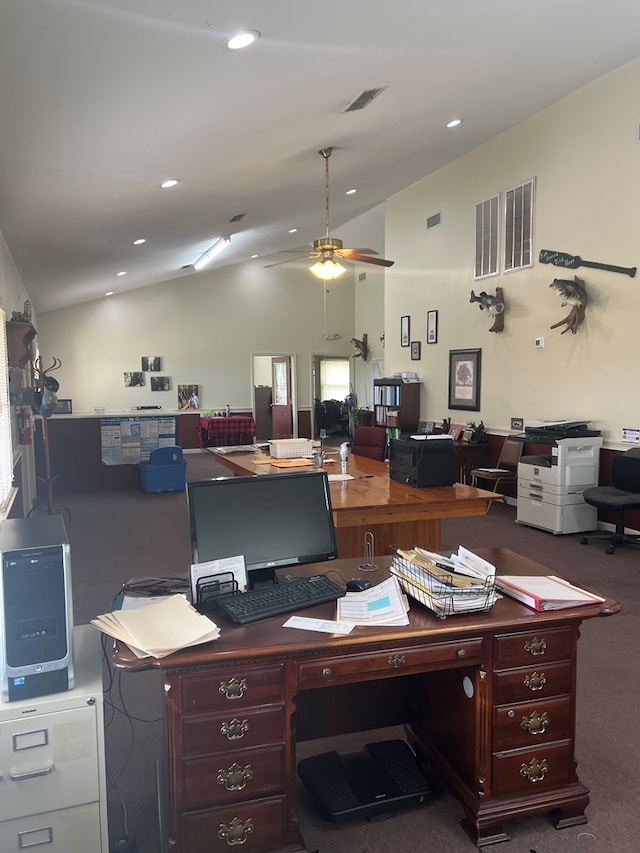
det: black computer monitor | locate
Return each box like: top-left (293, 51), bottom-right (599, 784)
top-left (186, 471), bottom-right (338, 588)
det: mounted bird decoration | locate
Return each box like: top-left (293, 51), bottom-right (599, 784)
top-left (469, 287), bottom-right (505, 333)
top-left (350, 333), bottom-right (369, 361)
top-left (549, 276), bottom-right (587, 334)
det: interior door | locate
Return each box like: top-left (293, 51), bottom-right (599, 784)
top-left (271, 356), bottom-right (293, 439)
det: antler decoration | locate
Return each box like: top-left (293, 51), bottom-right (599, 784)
top-left (33, 355), bottom-right (62, 391)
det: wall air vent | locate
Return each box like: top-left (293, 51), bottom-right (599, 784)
top-left (344, 87), bottom-right (386, 112)
top-left (426, 211), bottom-right (442, 230)
top-left (229, 213), bottom-right (246, 223)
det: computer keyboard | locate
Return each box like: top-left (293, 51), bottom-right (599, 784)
top-left (214, 575), bottom-right (346, 624)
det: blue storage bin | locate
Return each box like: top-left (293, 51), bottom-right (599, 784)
top-left (139, 445), bottom-right (186, 493)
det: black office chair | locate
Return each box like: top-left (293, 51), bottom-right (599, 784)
top-left (580, 447), bottom-right (640, 555)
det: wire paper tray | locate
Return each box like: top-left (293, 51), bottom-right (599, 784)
top-left (269, 439), bottom-right (314, 458)
top-left (390, 555), bottom-right (496, 618)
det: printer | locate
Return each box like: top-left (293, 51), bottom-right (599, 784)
top-left (389, 436), bottom-right (456, 487)
top-left (522, 419), bottom-right (601, 440)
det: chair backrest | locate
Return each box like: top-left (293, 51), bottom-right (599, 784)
top-left (351, 426), bottom-right (387, 460)
top-left (612, 448), bottom-right (640, 494)
top-left (496, 436), bottom-right (523, 471)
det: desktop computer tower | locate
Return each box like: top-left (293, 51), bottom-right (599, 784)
top-left (0, 515), bottom-right (74, 701)
top-left (389, 437), bottom-right (456, 487)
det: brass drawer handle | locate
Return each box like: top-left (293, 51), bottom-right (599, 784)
top-left (520, 710), bottom-right (549, 735)
top-left (322, 667), bottom-right (332, 679)
top-left (519, 757), bottom-right (548, 783)
top-left (388, 654), bottom-right (406, 669)
top-left (524, 637), bottom-right (547, 656)
top-left (524, 672), bottom-right (546, 691)
top-left (217, 762), bottom-right (254, 791)
top-left (219, 677), bottom-right (248, 700)
top-left (220, 718), bottom-right (249, 740)
top-left (218, 816), bottom-right (254, 846)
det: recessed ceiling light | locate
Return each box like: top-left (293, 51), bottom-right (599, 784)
top-left (133, 238), bottom-right (146, 245)
top-left (250, 254), bottom-right (259, 259)
top-left (288, 228), bottom-right (298, 234)
top-left (226, 30), bottom-right (260, 50)
top-left (105, 291), bottom-right (114, 297)
top-left (116, 271), bottom-right (127, 277)
top-left (345, 188), bottom-right (357, 195)
top-left (160, 179), bottom-right (179, 189)
top-left (446, 118), bottom-right (463, 128)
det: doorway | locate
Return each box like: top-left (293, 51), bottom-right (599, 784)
top-left (311, 355), bottom-right (352, 441)
top-left (252, 354), bottom-right (297, 441)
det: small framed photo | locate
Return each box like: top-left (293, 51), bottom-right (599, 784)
top-left (151, 376), bottom-right (171, 391)
top-left (410, 341), bottom-right (421, 361)
top-left (141, 356), bottom-right (162, 371)
top-left (417, 420), bottom-right (435, 435)
top-left (124, 371), bottom-right (145, 387)
top-left (427, 309), bottom-right (438, 344)
top-left (448, 348), bottom-right (481, 411)
top-left (400, 315), bottom-right (410, 347)
top-left (53, 398), bottom-right (72, 414)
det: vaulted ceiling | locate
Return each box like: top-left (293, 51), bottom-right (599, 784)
top-left (1, 1), bottom-right (639, 313)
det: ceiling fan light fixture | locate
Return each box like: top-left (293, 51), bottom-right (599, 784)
top-left (192, 236), bottom-right (231, 271)
top-left (309, 259), bottom-right (346, 280)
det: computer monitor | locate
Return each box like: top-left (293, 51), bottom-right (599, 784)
top-left (186, 471), bottom-right (338, 588)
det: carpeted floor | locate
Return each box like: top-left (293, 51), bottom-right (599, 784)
top-left (60, 450), bottom-right (639, 853)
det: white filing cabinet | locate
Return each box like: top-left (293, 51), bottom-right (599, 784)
top-left (516, 436), bottom-right (603, 534)
top-left (0, 625), bottom-right (108, 852)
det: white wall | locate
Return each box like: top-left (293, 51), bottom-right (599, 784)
top-left (0, 231), bottom-right (32, 321)
top-left (37, 256), bottom-right (356, 414)
top-left (383, 58), bottom-right (640, 447)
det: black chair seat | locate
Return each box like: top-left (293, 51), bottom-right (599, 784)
top-left (580, 448), bottom-right (640, 554)
top-left (583, 485), bottom-right (640, 510)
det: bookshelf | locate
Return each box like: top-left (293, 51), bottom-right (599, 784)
top-left (373, 378), bottom-right (420, 432)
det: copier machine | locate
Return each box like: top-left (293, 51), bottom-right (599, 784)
top-left (515, 421), bottom-right (603, 535)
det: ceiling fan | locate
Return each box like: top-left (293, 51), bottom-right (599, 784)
top-left (265, 147), bottom-right (395, 280)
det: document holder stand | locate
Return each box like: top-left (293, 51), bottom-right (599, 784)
top-left (195, 571), bottom-right (238, 613)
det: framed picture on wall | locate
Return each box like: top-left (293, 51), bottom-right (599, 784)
top-left (448, 348), bottom-right (481, 411)
top-left (426, 310), bottom-right (438, 344)
top-left (411, 341), bottom-right (421, 360)
top-left (401, 315), bottom-right (410, 347)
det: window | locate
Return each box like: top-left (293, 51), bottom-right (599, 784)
top-left (0, 309), bottom-right (15, 514)
top-left (320, 358), bottom-right (350, 402)
top-left (504, 178), bottom-right (535, 272)
top-left (474, 195), bottom-right (499, 279)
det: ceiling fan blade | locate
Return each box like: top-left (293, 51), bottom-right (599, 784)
top-left (339, 251), bottom-right (395, 267)
top-left (340, 248), bottom-right (379, 255)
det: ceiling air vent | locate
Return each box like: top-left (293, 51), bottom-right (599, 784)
top-left (426, 211), bottom-right (442, 230)
top-left (344, 87), bottom-right (386, 112)
top-left (229, 213), bottom-right (246, 223)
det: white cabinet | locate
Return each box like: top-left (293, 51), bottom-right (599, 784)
top-left (0, 626), bottom-right (108, 852)
top-left (516, 436), bottom-right (603, 534)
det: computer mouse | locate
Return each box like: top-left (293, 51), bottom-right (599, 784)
top-left (346, 578), bottom-right (372, 592)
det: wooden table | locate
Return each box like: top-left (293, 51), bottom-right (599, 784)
top-left (112, 549), bottom-right (621, 852)
top-left (198, 416), bottom-right (256, 448)
top-left (209, 449), bottom-right (501, 557)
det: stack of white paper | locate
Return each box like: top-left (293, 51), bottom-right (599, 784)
top-left (91, 594), bottom-right (220, 658)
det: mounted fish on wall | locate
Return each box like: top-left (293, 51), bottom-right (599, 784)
top-left (549, 276), bottom-right (587, 335)
top-left (469, 287), bottom-right (505, 333)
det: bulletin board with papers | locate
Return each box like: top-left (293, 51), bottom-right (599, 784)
top-left (100, 416), bottom-right (177, 465)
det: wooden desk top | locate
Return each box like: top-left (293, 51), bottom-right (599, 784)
top-left (208, 449), bottom-right (502, 526)
top-left (111, 549), bottom-right (621, 673)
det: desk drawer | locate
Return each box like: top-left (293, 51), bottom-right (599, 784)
top-left (493, 695), bottom-right (572, 751)
top-left (182, 794), bottom-right (286, 853)
top-left (178, 665), bottom-right (284, 714)
top-left (492, 741), bottom-right (574, 797)
top-left (493, 660), bottom-right (573, 703)
top-left (297, 638), bottom-right (483, 688)
top-left (494, 628), bottom-right (573, 669)
top-left (182, 704), bottom-right (285, 756)
top-left (184, 744), bottom-right (286, 809)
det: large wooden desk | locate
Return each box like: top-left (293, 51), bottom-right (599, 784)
top-left (209, 449), bottom-right (501, 556)
top-left (112, 549), bottom-right (620, 852)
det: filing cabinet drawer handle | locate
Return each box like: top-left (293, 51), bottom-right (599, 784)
top-left (219, 677), bottom-right (248, 700)
top-left (218, 816), bottom-right (254, 846)
top-left (519, 757), bottom-right (548, 783)
top-left (9, 761), bottom-right (54, 781)
top-left (388, 654), bottom-right (406, 669)
top-left (520, 710), bottom-right (549, 735)
top-left (221, 718), bottom-right (249, 740)
top-left (18, 825), bottom-right (54, 848)
top-left (217, 762), bottom-right (254, 791)
top-left (524, 672), bottom-right (547, 691)
top-left (524, 637), bottom-right (547, 656)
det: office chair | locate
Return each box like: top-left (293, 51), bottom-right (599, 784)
top-left (580, 447), bottom-right (640, 555)
top-left (469, 435), bottom-right (523, 497)
top-left (350, 426), bottom-right (387, 461)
